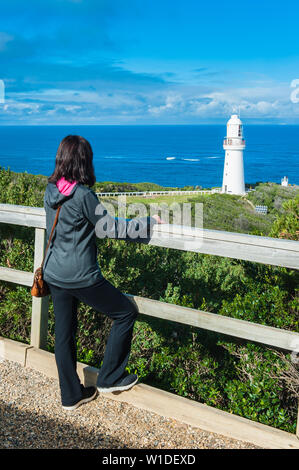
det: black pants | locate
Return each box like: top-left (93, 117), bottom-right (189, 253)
top-left (48, 277), bottom-right (138, 406)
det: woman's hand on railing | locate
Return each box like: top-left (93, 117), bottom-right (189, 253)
top-left (152, 214), bottom-right (167, 224)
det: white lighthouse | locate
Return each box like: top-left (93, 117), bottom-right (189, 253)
top-left (222, 114), bottom-right (246, 195)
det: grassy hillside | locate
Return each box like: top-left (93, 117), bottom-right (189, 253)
top-left (247, 182), bottom-right (299, 215)
top-left (105, 185), bottom-right (298, 236)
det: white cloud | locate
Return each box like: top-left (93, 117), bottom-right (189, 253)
top-left (145, 82), bottom-right (299, 121)
top-left (148, 93), bottom-right (183, 114)
top-left (2, 79), bottom-right (299, 123)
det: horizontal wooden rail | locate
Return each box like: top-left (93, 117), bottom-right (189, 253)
top-left (0, 203), bottom-right (298, 269)
top-left (128, 295), bottom-right (299, 352)
top-left (0, 266), bottom-right (33, 286)
top-left (96, 189), bottom-right (222, 196)
top-left (1, 264), bottom-right (298, 351)
top-left (0, 204), bottom-right (45, 228)
top-left (147, 224), bottom-right (299, 269)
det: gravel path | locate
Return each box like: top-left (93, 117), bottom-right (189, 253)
top-left (0, 359), bottom-right (260, 449)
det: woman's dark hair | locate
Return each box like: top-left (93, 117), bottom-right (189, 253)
top-left (48, 135), bottom-right (96, 187)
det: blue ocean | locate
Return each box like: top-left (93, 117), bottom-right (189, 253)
top-left (0, 125), bottom-right (298, 188)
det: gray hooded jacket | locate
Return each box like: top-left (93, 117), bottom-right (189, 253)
top-left (43, 182), bottom-right (157, 288)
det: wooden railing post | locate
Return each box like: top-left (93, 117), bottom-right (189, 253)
top-left (30, 228), bottom-right (49, 349)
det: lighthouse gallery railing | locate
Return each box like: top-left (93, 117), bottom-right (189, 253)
top-left (223, 138), bottom-right (246, 146)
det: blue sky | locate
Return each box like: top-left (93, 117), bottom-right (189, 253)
top-left (0, 0), bottom-right (299, 124)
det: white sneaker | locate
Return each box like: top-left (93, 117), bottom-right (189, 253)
top-left (97, 374), bottom-right (138, 393)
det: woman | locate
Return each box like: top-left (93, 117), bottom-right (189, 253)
top-left (43, 135), bottom-right (164, 411)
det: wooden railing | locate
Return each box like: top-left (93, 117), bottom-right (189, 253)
top-left (0, 203), bottom-right (299, 434)
top-left (96, 189), bottom-right (222, 197)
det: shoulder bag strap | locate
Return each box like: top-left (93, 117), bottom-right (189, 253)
top-left (41, 205), bottom-right (62, 269)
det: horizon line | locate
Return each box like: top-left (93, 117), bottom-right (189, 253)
top-left (1, 123), bottom-right (299, 127)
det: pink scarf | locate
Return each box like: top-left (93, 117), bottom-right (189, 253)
top-left (56, 177), bottom-right (77, 196)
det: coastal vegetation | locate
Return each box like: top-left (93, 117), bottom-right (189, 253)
top-left (0, 166), bottom-right (298, 433)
